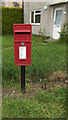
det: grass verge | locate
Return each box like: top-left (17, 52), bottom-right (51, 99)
top-left (2, 85), bottom-right (67, 118)
top-left (2, 35), bottom-right (66, 82)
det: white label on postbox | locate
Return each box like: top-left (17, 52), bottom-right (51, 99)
top-left (19, 46), bottom-right (26, 59)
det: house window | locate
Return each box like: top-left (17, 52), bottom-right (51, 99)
top-left (31, 11), bottom-right (34, 23)
top-left (13, 0), bottom-right (20, 7)
top-left (30, 10), bottom-right (41, 25)
top-left (0, 0), bottom-right (4, 6)
top-left (2, 2), bottom-right (4, 6)
top-left (13, 2), bottom-right (20, 7)
top-left (55, 10), bottom-right (63, 25)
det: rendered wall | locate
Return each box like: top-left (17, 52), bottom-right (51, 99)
top-left (24, 2), bottom-right (66, 37)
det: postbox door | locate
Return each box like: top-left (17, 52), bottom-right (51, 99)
top-left (14, 42), bottom-right (31, 66)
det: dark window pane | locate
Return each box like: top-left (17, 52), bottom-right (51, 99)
top-left (31, 12), bottom-right (34, 23)
top-left (35, 10), bottom-right (41, 13)
top-left (35, 14), bottom-right (41, 23)
top-left (13, 2), bottom-right (20, 7)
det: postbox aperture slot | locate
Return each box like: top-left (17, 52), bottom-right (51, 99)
top-left (15, 32), bottom-right (30, 34)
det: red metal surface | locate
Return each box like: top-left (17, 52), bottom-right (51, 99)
top-left (13, 24), bottom-right (32, 66)
top-left (13, 24), bottom-right (32, 42)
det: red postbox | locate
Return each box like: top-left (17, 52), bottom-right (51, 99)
top-left (13, 24), bottom-right (32, 66)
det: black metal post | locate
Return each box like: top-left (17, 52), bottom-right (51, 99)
top-left (21, 66), bottom-right (25, 93)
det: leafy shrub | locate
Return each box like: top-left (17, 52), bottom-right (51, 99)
top-left (2, 7), bottom-right (23, 35)
top-left (39, 28), bottom-right (50, 42)
top-left (59, 23), bottom-right (68, 43)
top-left (29, 65), bottom-right (46, 83)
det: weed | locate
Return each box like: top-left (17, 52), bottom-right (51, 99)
top-left (2, 86), bottom-right (67, 118)
top-left (49, 71), bottom-right (67, 83)
top-left (59, 23), bottom-right (68, 43)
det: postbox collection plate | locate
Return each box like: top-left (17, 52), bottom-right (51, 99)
top-left (13, 24), bottom-right (32, 66)
top-left (19, 46), bottom-right (26, 59)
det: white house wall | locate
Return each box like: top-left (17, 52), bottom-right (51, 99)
top-left (24, 2), bottom-right (66, 37)
top-left (24, 0), bottom-right (67, 3)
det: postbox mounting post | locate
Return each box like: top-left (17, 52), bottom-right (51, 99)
top-left (21, 66), bottom-right (25, 93)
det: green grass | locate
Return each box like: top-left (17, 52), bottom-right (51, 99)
top-left (2, 35), bottom-right (67, 118)
top-left (2, 86), bottom-right (67, 118)
top-left (2, 35), bottom-right (66, 82)
top-left (2, 35), bottom-right (13, 46)
top-left (2, 35), bottom-right (20, 81)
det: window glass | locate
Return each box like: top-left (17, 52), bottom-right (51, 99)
top-left (55, 10), bottom-right (63, 25)
top-left (35, 10), bottom-right (41, 13)
top-left (35, 14), bottom-right (41, 23)
top-left (31, 10), bottom-right (41, 24)
top-left (2, 2), bottom-right (4, 6)
top-left (31, 11), bottom-right (34, 23)
top-left (13, 2), bottom-right (20, 7)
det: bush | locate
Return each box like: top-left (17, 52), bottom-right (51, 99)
top-left (2, 7), bottom-right (23, 35)
top-left (59, 23), bottom-right (68, 43)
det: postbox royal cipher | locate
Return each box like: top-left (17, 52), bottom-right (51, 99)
top-left (13, 24), bottom-right (32, 66)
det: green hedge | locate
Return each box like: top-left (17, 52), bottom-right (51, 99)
top-left (2, 7), bottom-right (23, 35)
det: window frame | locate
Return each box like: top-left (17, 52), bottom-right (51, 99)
top-left (30, 10), bottom-right (41, 25)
